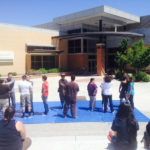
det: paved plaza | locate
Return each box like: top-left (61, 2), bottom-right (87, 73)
top-left (13, 75), bottom-right (150, 150)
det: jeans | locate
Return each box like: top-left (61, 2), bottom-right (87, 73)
top-left (9, 92), bottom-right (16, 108)
top-left (89, 96), bottom-right (96, 111)
top-left (129, 95), bottom-right (134, 109)
top-left (103, 95), bottom-right (114, 113)
top-left (42, 96), bottom-right (49, 114)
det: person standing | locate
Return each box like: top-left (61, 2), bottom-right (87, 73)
top-left (101, 75), bottom-right (114, 113)
top-left (5, 72), bottom-right (16, 108)
top-left (63, 75), bottom-right (79, 118)
top-left (18, 75), bottom-right (32, 118)
top-left (41, 75), bottom-right (49, 115)
top-left (58, 73), bottom-right (68, 108)
top-left (119, 73), bottom-right (129, 104)
top-left (0, 79), bottom-right (10, 113)
top-left (26, 75), bottom-right (34, 114)
top-left (87, 78), bottom-right (97, 111)
top-left (127, 77), bottom-right (135, 109)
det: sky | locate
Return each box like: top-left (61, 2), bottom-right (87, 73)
top-left (0, 0), bottom-right (150, 26)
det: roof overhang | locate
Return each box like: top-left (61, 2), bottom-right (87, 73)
top-left (52, 31), bottom-right (144, 40)
top-left (26, 43), bottom-right (56, 48)
top-left (27, 50), bottom-right (63, 55)
top-left (53, 5), bottom-right (140, 26)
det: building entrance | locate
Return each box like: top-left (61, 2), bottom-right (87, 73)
top-left (88, 55), bottom-right (97, 74)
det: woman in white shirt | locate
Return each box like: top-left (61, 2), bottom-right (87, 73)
top-left (101, 75), bottom-right (114, 113)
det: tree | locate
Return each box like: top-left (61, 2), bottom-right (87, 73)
top-left (127, 40), bottom-right (150, 73)
top-left (115, 39), bottom-right (129, 73)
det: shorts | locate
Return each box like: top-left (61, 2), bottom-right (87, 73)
top-left (20, 94), bottom-right (31, 108)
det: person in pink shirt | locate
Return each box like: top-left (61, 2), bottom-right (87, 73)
top-left (41, 75), bottom-right (49, 115)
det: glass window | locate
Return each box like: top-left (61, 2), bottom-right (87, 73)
top-left (31, 56), bottom-right (56, 70)
top-left (83, 39), bottom-right (98, 53)
top-left (68, 39), bottom-right (81, 54)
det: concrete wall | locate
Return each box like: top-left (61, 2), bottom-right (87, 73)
top-left (0, 25), bottom-right (58, 75)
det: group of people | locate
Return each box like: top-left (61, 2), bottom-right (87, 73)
top-left (0, 72), bottom-right (135, 118)
top-left (87, 73), bottom-right (135, 114)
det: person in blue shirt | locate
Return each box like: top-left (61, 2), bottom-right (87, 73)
top-left (127, 77), bottom-right (134, 109)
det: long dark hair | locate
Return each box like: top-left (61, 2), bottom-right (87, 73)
top-left (116, 102), bottom-right (138, 143)
top-left (4, 106), bottom-right (15, 126)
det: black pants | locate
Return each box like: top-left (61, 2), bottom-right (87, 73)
top-left (129, 95), bottom-right (134, 109)
top-left (59, 93), bottom-right (66, 108)
top-left (103, 95), bottom-right (114, 113)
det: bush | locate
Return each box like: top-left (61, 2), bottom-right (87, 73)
top-left (12, 72), bottom-right (17, 76)
top-left (41, 68), bottom-right (65, 73)
top-left (0, 74), bottom-right (1, 77)
top-left (133, 71), bottom-right (150, 82)
top-left (28, 68), bottom-right (65, 75)
top-left (27, 69), bottom-right (42, 75)
top-left (40, 68), bottom-right (48, 74)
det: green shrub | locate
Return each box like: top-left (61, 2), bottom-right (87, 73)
top-left (27, 69), bottom-right (42, 75)
top-left (40, 68), bottom-right (48, 74)
top-left (0, 74), bottom-right (2, 77)
top-left (48, 68), bottom-right (60, 73)
top-left (133, 72), bottom-right (150, 82)
top-left (12, 72), bottom-right (17, 76)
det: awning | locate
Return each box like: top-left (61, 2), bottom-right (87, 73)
top-left (27, 49), bottom-right (63, 55)
top-left (52, 31), bottom-right (144, 39)
top-left (26, 43), bottom-right (56, 48)
top-left (0, 51), bottom-right (14, 62)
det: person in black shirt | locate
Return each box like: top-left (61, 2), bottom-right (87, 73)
top-left (142, 122), bottom-right (150, 149)
top-left (119, 73), bottom-right (129, 104)
top-left (111, 102), bottom-right (139, 150)
top-left (0, 106), bottom-right (31, 150)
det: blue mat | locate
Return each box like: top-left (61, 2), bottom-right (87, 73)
top-left (7, 100), bottom-right (150, 124)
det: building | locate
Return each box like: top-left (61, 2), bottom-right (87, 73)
top-left (0, 5), bottom-right (150, 76)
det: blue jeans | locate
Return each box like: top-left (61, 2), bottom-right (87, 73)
top-left (103, 95), bottom-right (114, 113)
top-left (42, 96), bottom-right (49, 114)
top-left (9, 92), bottom-right (16, 108)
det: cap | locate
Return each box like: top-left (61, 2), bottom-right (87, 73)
top-left (61, 73), bottom-right (65, 76)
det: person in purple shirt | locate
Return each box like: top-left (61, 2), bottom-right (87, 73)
top-left (87, 78), bottom-right (97, 111)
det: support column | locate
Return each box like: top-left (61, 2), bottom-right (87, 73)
top-left (26, 54), bottom-right (31, 73)
top-left (99, 20), bottom-right (103, 32)
top-left (96, 43), bottom-right (105, 76)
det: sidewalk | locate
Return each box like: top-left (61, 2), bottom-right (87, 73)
top-left (29, 136), bottom-right (145, 150)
